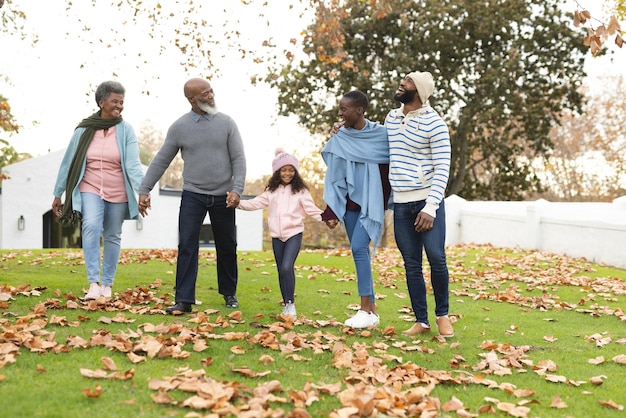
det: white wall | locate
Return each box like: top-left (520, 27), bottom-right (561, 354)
top-left (2, 152), bottom-right (625, 268)
top-left (445, 195), bottom-right (626, 269)
top-left (0, 150), bottom-right (263, 251)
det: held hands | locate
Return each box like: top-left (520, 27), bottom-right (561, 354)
top-left (325, 219), bottom-right (339, 229)
top-left (414, 211), bottom-right (434, 232)
top-left (138, 194), bottom-right (151, 217)
top-left (226, 192), bottom-right (240, 208)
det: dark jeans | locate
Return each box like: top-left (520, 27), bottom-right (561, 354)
top-left (393, 200), bottom-right (449, 325)
top-left (175, 191), bottom-right (238, 304)
top-left (272, 233), bottom-right (302, 304)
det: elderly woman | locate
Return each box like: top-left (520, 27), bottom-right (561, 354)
top-left (52, 81), bottom-right (144, 300)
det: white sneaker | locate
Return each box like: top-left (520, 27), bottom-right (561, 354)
top-left (282, 303), bottom-right (297, 317)
top-left (100, 285), bottom-right (112, 299)
top-left (344, 310), bottom-right (379, 328)
top-left (85, 283), bottom-right (101, 300)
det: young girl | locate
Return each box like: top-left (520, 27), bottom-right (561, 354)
top-left (237, 149), bottom-right (323, 317)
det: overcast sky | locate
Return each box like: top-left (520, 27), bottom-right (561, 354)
top-left (1, 0), bottom-right (315, 179)
top-left (1, 0), bottom-right (624, 179)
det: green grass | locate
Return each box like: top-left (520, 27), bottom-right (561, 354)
top-left (0, 244), bottom-right (625, 417)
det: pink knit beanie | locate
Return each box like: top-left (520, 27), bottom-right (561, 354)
top-left (272, 148), bottom-right (299, 173)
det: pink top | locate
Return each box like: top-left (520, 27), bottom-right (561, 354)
top-left (238, 184), bottom-right (323, 242)
top-left (79, 126), bottom-right (127, 202)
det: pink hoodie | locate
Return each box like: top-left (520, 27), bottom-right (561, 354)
top-left (238, 184), bottom-right (323, 242)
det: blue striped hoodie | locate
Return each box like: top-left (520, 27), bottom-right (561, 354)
top-left (384, 105), bottom-right (451, 217)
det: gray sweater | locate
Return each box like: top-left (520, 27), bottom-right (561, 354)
top-left (139, 111), bottom-right (246, 196)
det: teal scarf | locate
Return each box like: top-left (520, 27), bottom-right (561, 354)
top-left (58, 112), bottom-right (122, 226)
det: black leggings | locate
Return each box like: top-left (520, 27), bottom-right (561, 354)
top-left (271, 233), bottom-right (302, 304)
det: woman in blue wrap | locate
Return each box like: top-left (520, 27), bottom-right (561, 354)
top-left (321, 90), bottom-right (390, 329)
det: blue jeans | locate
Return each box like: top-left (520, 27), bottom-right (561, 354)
top-left (176, 191), bottom-right (237, 304)
top-left (272, 233), bottom-right (302, 304)
top-left (344, 209), bottom-right (375, 301)
top-left (393, 200), bottom-right (449, 325)
top-left (81, 192), bottom-right (127, 286)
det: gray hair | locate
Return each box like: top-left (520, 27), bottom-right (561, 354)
top-left (95, 81), bottom-right (125, 106)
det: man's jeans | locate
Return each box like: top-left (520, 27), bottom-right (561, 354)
top-left (176, 191), bottom-right (238, 304)
top-left (393, 200), bottom-right (449, 325)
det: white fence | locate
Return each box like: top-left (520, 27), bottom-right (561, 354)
top-left (444, 194), bottom-right (626, 270)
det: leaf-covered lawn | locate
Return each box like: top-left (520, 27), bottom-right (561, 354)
top-left (0, 245), bottom-right (624, 417)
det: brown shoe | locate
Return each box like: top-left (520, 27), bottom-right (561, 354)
top-left (436, 316), bottom-right (454, 338)
top-left (402, 322), bottom-right (431, 335)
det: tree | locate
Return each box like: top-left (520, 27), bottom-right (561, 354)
top-left (573, 0), bottom-right (624, 55)
top-left (0, 94), bottom-right (28, 180)
top-left (265, 0), bottom-right (588, 200)
top-left (531, 74), bottom-right (626, 201)
top-left (137, 122), bottom-right (183, 190)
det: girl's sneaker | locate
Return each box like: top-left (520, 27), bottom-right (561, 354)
top-left (282, 303), bottom-right (297, 317)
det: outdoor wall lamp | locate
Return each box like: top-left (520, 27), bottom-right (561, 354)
top-left (136, 218), bottom-right (143, 231)
top-left (18, 215), bottom-right (25, 231)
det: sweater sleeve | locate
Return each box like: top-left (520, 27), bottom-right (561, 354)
top-left (300, 190), bottom-right (323, 221)
top-left (237, 191), bottom-right (270, 210)
top-left (138, 128), bottom-right (180, 195)
top-left (227, 118), bottom-right (246, 196)
top-left (53, 129), bottom-right (83, 198)
top-left (321, 205), bottom-right (338, 222)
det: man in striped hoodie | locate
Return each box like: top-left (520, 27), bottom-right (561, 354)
top-left (385, 71), bottom-right (454, 338)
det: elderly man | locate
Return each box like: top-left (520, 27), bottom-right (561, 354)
top-left (138, 78), bottom-right (246, 314)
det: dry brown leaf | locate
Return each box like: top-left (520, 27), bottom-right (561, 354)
top-left (101, 357), bottom-right (117, 371)
top-left (82, 384), bottom-right (102, 398)
top-left (126, 352), bottom-right (146, 364)
top-left (545, 374), bottom-right (567, 383)
top-left (588, 356), bottom-right (605, 365)
top-left (598, 399), bottom-right (624, 410)
top-left (550, 395), bottom-right (568, 409)
top-left (590, 375), bottom-right (607, 385)
top-left (612, 354), bottom-right (626, 365)
top-left (496, 401), bottom-right (530, 417)
top-left (441, 396), bottom-right (464, 411)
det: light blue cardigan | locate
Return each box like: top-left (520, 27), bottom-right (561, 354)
top-left (53, 121), bottom-right (144, 220)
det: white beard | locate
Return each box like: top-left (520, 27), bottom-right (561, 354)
top-left (197, 101), bottom-right (218, 115)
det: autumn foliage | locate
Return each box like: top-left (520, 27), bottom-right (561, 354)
top-left (574, 7), bottom-right (624, 55)
top-left (1, 246), bottom-right (625, 416)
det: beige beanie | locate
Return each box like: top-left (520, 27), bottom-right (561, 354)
top-left (406, 71), bottom-right (435, 104)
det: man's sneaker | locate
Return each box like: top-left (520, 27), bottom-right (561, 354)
top-left (344, 310), bottom-right (378, 329)
top-left (224, 295), bottom-right (238, 308)
top-left (402, 322), bottom-right (431, 335)
top-left (436, 316), bottom-right (454, 338)
top-left (85, 283), bottom-right (101, 300)
top-left (282, 303), bottom-right (297, 317)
